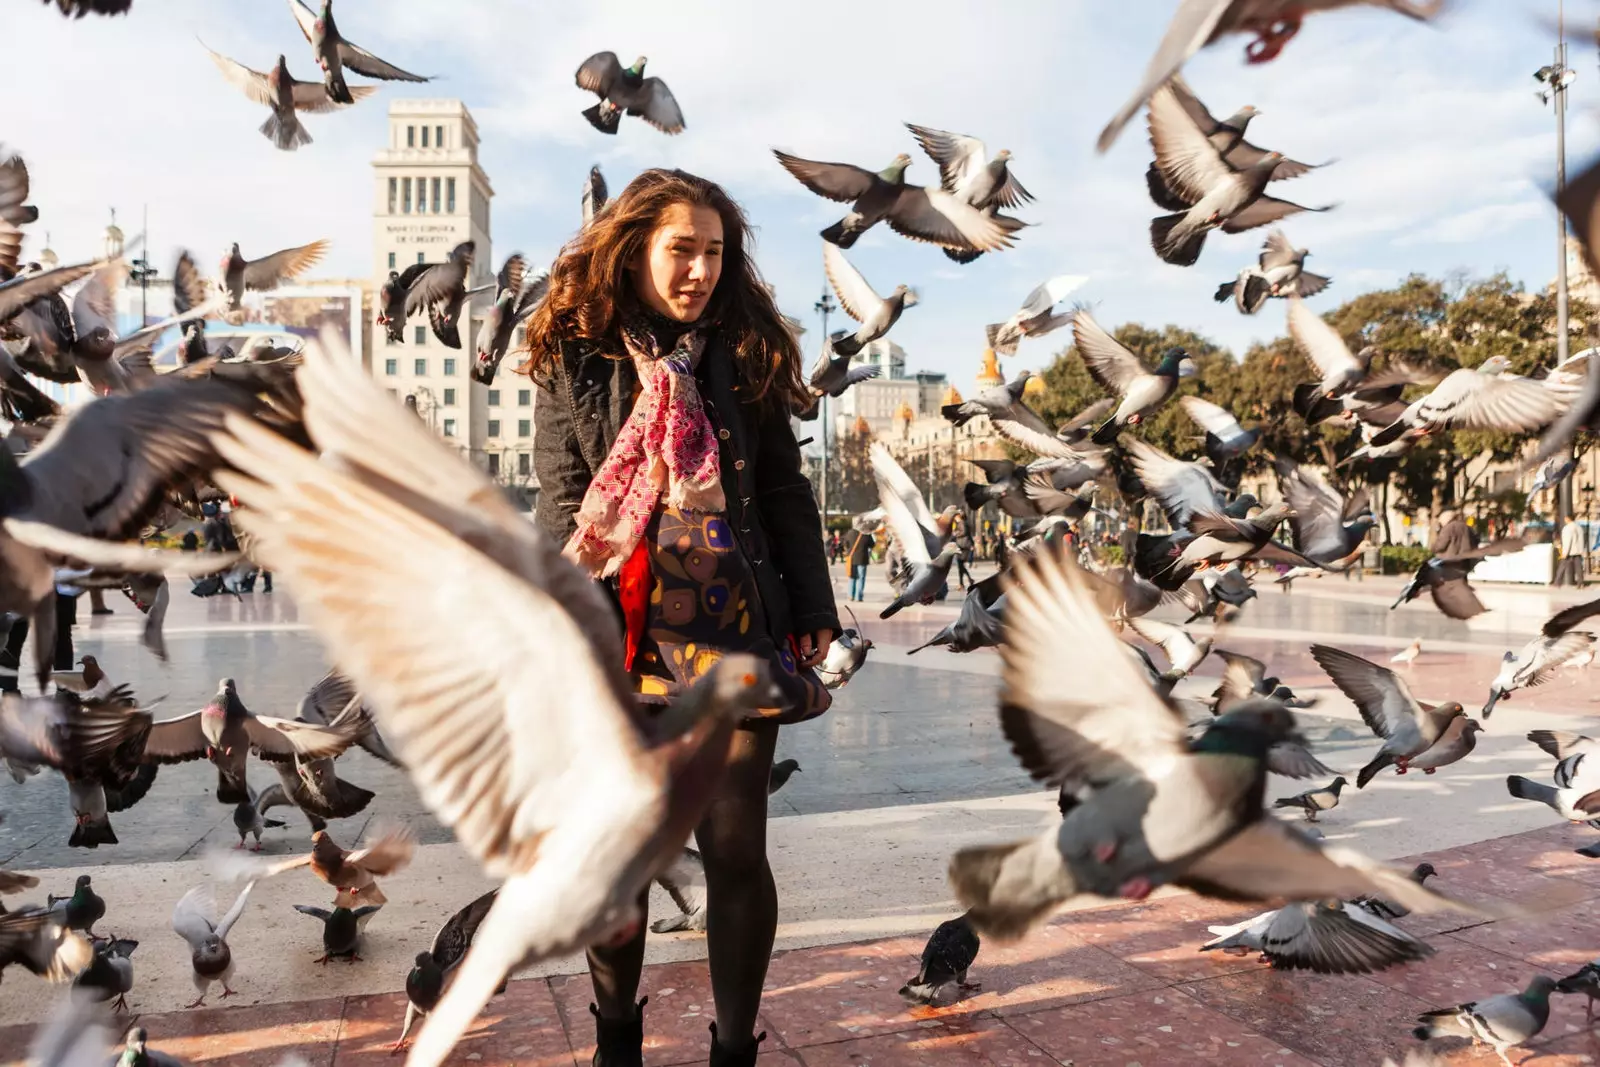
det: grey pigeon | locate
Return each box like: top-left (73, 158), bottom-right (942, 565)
top-left (871, 444), bottom-right (961, 618)
top-left (288, 0), bottom-right (430, 106)
top-left (651, 848), bottom-right (707, 934)
top-left (947, 548), bottom-right (1468, 941)
top-left (1098, 0), bottom-right (1445, 152)
top-left (814, 614), bottom-right (873, 688)
top-left (1123, 438), bottom-right (1228, 530)
top-left (395, 889), bottom-right (500, 1054)
top-left (1177, 502), bottom-right (1327, 571)
top-left (1390, 538), bottom-right (1529, 621)
top-left (1528, 449), bottom-right (1576, 499)
top-left (172, 881), bottom-right (255, 1007)
top-left (1200, 898), bottom-right (1433, 973)
top-left (965, 458), bottom-right (1040, 520)
top-left (1273, 457), bottom-right (1375, 565)
top-left (989, 399), bottom-right (1114, 462)
top-left (905, 124), bottom-right (1034, 264)
top-left (405, 241), bottom-right (489, 349)
top-left (294, 903), bottom-right (380, 964)
top-left (232, 782), bottom-right (289, 850)
top-left (210, 330), bottom-right (787, 1067)
top-left (1180, 396), bottom-right (1260, 466)
top-left (1370, 357), bottom-right (1575, 448)
top-left (942, 370), bottom-right (1036, 429)
top-left (1413, 975), bottom-right (1558, 1067)
top-left (72, 936), bottom-right (137, 1012)
top-left (376, 267), bottom-right (421, 345)
top-left (822, 242), bottom-right (917, 357)
top-left (1126, 616), bottom-right (1213, 680)
top-left (1310, 644), bottom-right (1465, 787)
top-left (1147, 83), bottom-right (1331, 267)
top-left (583, 165), bottom-right (609, 226)
top-left (1557, 959), bottom-right (1600, 1023)
top-left (985, 275), bottom-right (1086, 355)
top-left (295, 668), bottom-right (401, 767)
top-left (472, 253), bottom-right (548, 385)
top-left (220, 239), bottom-right (329, 311)
top-left (1351, 861), bottom-right (1437, 920)
top-left (773, 150), bottom-right (1019, 253)
top-left (769, 758), bottom-right (802, 794)
top-left (575, 52), bottom-right (684, 135)
top-left (0, 907), bottom-right (93, 985)
top-left (205, 47), bottom-right (372, 151)
top-left (909, 573), bottom-right (1005, 655)
top-left (1216, 229), bottom-right (1330, 314)
top-left (807, 338), bottom-right (881, 400)
top-left (900, 913), bottom-right (980, 1003)
top-left (1507, 730), bottom-right (1600, 824)
top-left (1151, 79), bottom-right (1322, 210)
top-left (1482, 595), bottom-right (1600, 718)
top-left (1405, 715), bottom-right (1483, 775)
top-left (1272, 776), bottom-right (1346, 822)
top-left (1072, 310), bottom-right (1196, 443)
top-left (48, 874), bottom-right (104, 938)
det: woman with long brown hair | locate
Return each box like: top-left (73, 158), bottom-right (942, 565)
top-left (525, 169), bottom-right (838, 1067)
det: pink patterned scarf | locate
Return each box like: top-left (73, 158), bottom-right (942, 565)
top-left (564, 322), bottom-right (726, 577)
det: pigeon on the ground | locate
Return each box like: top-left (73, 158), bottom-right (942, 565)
top-left (871, 444), bottom-right (962, 618)
top-left (651, 848), bottom-right (707, 934)
top-left (1072, 310), bottom-right (1196, 443)
top-left (1310, 644), bottom-right (1466, 787)
top-left (172, 881), bottom-right (255, 1007)
top-left (1557, 960), bottom-right (1600, 1023)
top-left (947, 548), bottom-right (1470, 941)
top-left (815, 613), bottom-right (873, 688)
top-left (72, 936), bottom-right (136, 1012)
top-left (1390, 539), bottom-right (1529, 621)
top-left (0, 907), bottom-right (93, 984)
top-left (205, 47), bottom-right (371, 151)
top-left (1351, 862), bottom-right (1437, 921)
top-left (1273, 457), bottom-right (1376, 566)
top-left (1216, 229), bottom-right (1330, 314)
top-left (233, 783), bottom-right (290, 850)
top-left (772, 150), bottom-right (1020, 253)
top-left (905, 124), bottom-right (1033, 264)
top-left (769, 758), bottom-right (802, 794)
top-left (575, 52), bottom-right (685, 135)
top-left (394, 889), bottom-right (500, 1053)
top-left (1370, 357), bottom-right (1574, 447)
top-left (1272, 776), bottom-right (1347, 822)
top-left (404, 241), bottom-right (489, 349)
top-left (909, 573), bottom-right (1004, 655)
top-left (900, 912), bottom-right (980, 1003)
top-left (985, 275), bottom-right (1085, 356)
top-left (1097, 0), bottom-right (1445, 152)
top-left (288, 0), bottom-right (430, 105)
top-left (209, 329), bottom-right (784, 1067)
top-left (220, 239), bottom-right (330, 312)
top-left (1126, 616), bottom-right (1212, 680)
top-left (294, 903), bottom-right (380, 964)
top-left (822, 242), bottom-right (917, 358)
top-left (583, 165), bottom-right (608, 227)
top-left (1482, 596), bottom-right (1600, 718)
top-left (1507, 731), bottom-right (1600, 824)
top-left (1413, 975), bottom-right (1558, 1067)
top-left (47, 875), bottom-right (104, 940)
top-left (1200, 898), bottom-right (1432, 973)
top-left (1180, 396), bottom-right (1261, 466)
top-left (472, 254), bottom-right (548, 386)
top-left (1391, 639), bottom-right (1422, 669)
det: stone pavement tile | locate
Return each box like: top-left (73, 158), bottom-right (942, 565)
top-left (123, 997), bottom-right (344, 1066)
top-left (756, 936), bottom-right (929, 1048)
top-left (1052, 894), bottom-right (1269, 984)
top-left (1446, 897), bottom-right (1600, 973)
top-left (333, 977), bottom-right (572, 1065)
top-left (794, 1014), bottom-right (1049, 1067)
top-left (1523, 1028), bottom-right (1600, 1065)
top-left (1004, 986), bottom-right (1323, 1067)
top-left (1397, 844), bottom-right (1591, 939)
top-left (1178, 967), bottom-right (1434, 1066)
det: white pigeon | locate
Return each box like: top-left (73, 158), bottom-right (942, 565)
top-left (821, 242), bottom-right (917, 358)
top-left (209, 330), bottom-right (783, 1067)
top-left (985, 275), bottom-right (1087, 356)
top-left (1200, 898), bottom-right (1432, 973)
top-left (1370, 356), bottom-right (1575, 448)
top-left (171, 881), bottom-right (256, 1008)
top-left (1390, 639), bottom-right (1421, 669)
top-left (1481, 596), bottom-right (1600, 718)
top-left (1125, 616), bottom-right (1213, 680)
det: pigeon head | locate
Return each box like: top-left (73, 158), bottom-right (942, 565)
top-left (1524, 975), bottom-right (1560, 1002)
top-left (1155, 348), bottom-right (1190, 376)
top-left (1412, 862), bottom-right (1436, 882)
top-left (415, 949), bottom-right (434, 967)
top-left (1477, 355), bottom-right (1512, 375)
top-left (124, 1027), bottom-right (147, 1053)
top-left (1329, 776), bottom-right (1348, 791)
top-left (995, 149), bottom-right (1014, 162)
top-left (704, 653), bottom-right (783, 717)
top-left (879, 155), bottom-right (912, 183)
top-left (629, 56), bottom-right (648, 75)
top-left (75, 874), bottom-right (92, 891)
top-left (1435, 701), bottom-right (1468, 721)
top-left (894, 286), bottom-right (920, 308)
top-left (1462, 718), bottom-right (1485, 736)
top-left (1196, 701), bottom-right (1307, 756)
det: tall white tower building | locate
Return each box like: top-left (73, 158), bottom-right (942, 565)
top-left (372, 99), bottom-right (531, 482)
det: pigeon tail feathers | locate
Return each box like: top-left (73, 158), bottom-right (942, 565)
top-left (830, 333), bottom-right (863, 358)
top-left (820, 218), bottom-right (861, 248)
top-left (1150, 214), bottom-right (1207, 267)
top-left (68, 817), bottom-right (117, 849)
top-left (581, 102), bottom-right (620, 135)
top-left (260, 112), bottom-right (312, 152)
top-left (962, 482), bottom-right (993, 513)
top-left (1507, 774), bottom-right (1558, 807)
top-left (942, 245), bottom-right (984, 265)
top-left (947, 833), bottom-right (1075, 943)
top-left (1090, 417), bottom-right (1121, 446)
top-left (1356, 750), bottom-right (1395, 789)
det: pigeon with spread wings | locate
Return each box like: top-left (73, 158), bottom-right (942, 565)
top-left (575, 52), bottom-right (685, 135)
top-left (287, 0), bottom-right (431, 106)
top-left (404, 241), bottom-right (491, 350)
top-left (1391, 538), bottom-right (1528, 621)
top-left (472, 253), bottom-right (548, 386)
top-left (822, 242), bottom-right (917, 358)
top-left (1073, 310), bottom-right (1196, 444)
top-left (1151, 79), bottom-right (1322, 212)
top-left (1482, 596), bottom-right (1600, 718)
top-left (172, 881), bottom-right (256, 1008)
top-left (905, 123), bottom-right (1033, 264)
top-left (1309, 644), bottom-right (1465, 787)
top-left (872, 443), bottom-right (961, 618)
top-left (220, 239), bottom-right (330, 312)
top-left (985, 275), bottom-right (1086, 356)
top-left (1217, 230), bottom-right (1330, 315)
top-left (205, 46), bottom-right (372, 151)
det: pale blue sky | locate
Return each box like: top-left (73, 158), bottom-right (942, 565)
top-left (3, 0), bottom-right (1594, 385)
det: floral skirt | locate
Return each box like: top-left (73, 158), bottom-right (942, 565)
top-left (633, 506), bottom-right (831, 725)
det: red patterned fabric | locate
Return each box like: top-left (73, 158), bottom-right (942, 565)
top-left (617, 538), bottom-right (651, 671)
top-left (563, 328), bottom-right (725, 577)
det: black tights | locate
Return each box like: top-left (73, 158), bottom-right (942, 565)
top-left (588, 720), bottom-right (779, 1049)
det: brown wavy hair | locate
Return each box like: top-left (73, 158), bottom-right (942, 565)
top-left (518, 168), bottom-right (808, 411)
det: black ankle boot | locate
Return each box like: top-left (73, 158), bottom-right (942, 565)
top-left (708, 1023), bottom-right (766, 1067)
top-left (590, 997), bottom-right (646, 1067)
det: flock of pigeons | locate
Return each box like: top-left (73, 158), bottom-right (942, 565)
top-left (7, 0), bottom-right (1600, 1065)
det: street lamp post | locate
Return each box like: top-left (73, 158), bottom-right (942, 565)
top-left (129, 256), bottom-right (158, 328)
top-left (813, 287), bottom-right (836, 530)
top-left (1538, 6), bottom-right (1578, 525)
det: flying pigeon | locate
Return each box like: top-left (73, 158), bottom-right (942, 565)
top-left (43, 0), bottom-right (132, 16)
top-left (1370, 356), bottom-right (1574, 447)
top-left (1216, 230), bottom-right (1330, 314)
top-left (1126, 616), bottom-right (1213, 680)
top-left (905, 124), bottom-right (1034, 264)
top-left (1529, 449), bottom-right (1577, 499)
top-left (900, 913), bottom-right (980, 1003)
top-left (0, 907), bottom-right (93, 984)
top-left (1507, 730), bottom-right (1600, 824)
top-left (72, 936), bottom-right (137, 1012)
top-left (1180, 396), bottom-right (1261, 466)
top-left (288, 0), bottom-right (431, 105)
top-left (172, 881), bottom-right (255, 1007)
top-left (583, 165), bottom-right (609, 226)
top-left (208, 329), bottom-right (784, 1067)
top-left (1309, 644), bottom-right (1465, 787)
top-left (1097, 0), bottom-right (1445, 152)
top-left (1177, 502), bottom-right (1327, 571)
top-left (220, 239), bottom-right (330, 311)
top-left (575, 52), bottom-right (685, 135)
top-left (1273, 457), bottom-right (1376, 565)
top-left (806, 338), bottom-right (881, 401)
top-left (985, 275), bottom-right (1087, 356)
top-left (239, 824), bottom-right (415, 908)
top-left (376, 268), bottom-right (421, 345)
top-left (772, 150), bottom-right (1020, 253)
top-left (1200, 898), bottom-right (1432, 973)
top-left (405, 241), bottom-right (489, 349)
top-left (294, 668), bottom-right (401, 767)
top-left (871, 443), bottom-right (962, 618)
top-left (909, 573), bottom-right (1005, 655)
top-left (1151, 79), bottom-right (1322, 210)
top-left (394, 889), bottom-right (500, 1053)
top-left (205, 47), bottom-right (372, 151)
top-left (1390, 539), bottom-right (1529, 621)
top-left (294, 902), bottom-right (381, 964)
top-left (1413, 975), bottom-right (1557, 1067)
top-left (1482, 596), bottom-right (1600, 717)
top-left (822, 242), bottom-right (917, 358)
top-left (473, 254), bottom-right (548, 385)
top-left (942, 371), bottom-right (1035, 429)
top-left (946, 548), bottom-right (1470, 942)
top-left (1072, 310), bottom-right (1196, 443)
top-left (1122, 438), bottom-right (1229, 531)
top-left (1272, 776), bottom-right (1347, 822)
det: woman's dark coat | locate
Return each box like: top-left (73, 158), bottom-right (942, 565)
top-left (532, 335), bottom-right (841, 647)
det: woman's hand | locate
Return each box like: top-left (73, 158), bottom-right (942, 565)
top-left (795, 629), bottom-right (834, 669)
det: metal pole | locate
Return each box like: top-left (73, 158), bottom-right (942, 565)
top-left (1557, 9), bottom-right (1577, 525)
top-left (140, 204), bottom-right (149, 326)
top-left (813, 287), bottom-right (835, 531)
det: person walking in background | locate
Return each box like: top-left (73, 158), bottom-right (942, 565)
top-left (1430, 508), bottom-right (1475, 558)
top-left (827, 530), bottom-right (842, 565)
top-left (847, 524), bottom-right (875, 602)
top-left (1558, 514), bottom-right (1586, 588)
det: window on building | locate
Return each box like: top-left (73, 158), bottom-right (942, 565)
top-left (518, 452), bottom-right (530, 476)
top-left (487, 452), bottom-right (500, 476)
top-left (443, 358), bottom-right (457, 376)
top-left (387, 177), bottom-right (397, 214)
top-left (416, 176), bottom-right (426, 214)
top-left (413, 357), bottom-right (426, 375)
top-left (517, 389), bottom-right (531, 406)
top-left (420, 126), bottom-right (429, 148)
top-left (431, 177), bottom-right (441, 214)
top-left (487, 419), bottom-right (501, 438)
top-left (487, 389), bottom-right (500, 406)
top-left (436, 125), bottom-right (444, 149)
top-left (443, 388), bottom-right (456, 406)
top-left (518, 419), bottom-right (531, 438)
top-left (406, 125), bottom-right (415, 148)
top-left (443, 418), bottom-right (456, 437)
top-left (387, 251), bottom-right (396, 269)
top-left (414, 326), bottom-right (426, 345)
top-left (401, 177), bottom-right (411, 214)
top-left (384, 358), bottom-right (397, 375)
top-left (416, 251), bottom-right (425, 264)
top-left (446, 177), bottom-right (456, 213)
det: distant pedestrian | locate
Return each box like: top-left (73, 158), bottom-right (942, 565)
top-left (181, 530), bottom-right (199, 552)
top-left (1430, 509), bottom-right (1474, 558)
top-left (1557, 516), bottom-right (1586, 588)
top-left (847, 526), bottom-right (875, 602)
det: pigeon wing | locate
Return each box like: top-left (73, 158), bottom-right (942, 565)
top-left (241, 713), bottom-right (362, 762)
top-left (171, 886), bottom-right (219, 950)
top-left (821, 242), bottom-right (881, 323)
top-left (1125, 438), bottom-right (1225, 528)
top-left (1276, 462), bottom-right (1348, 560)
top-left (1287, 296), bottom-right (1362, 384)
top-left (241, 240), bottom-right (328, 291)
top-left (1071, 309), bottom-right (1147, 396)
top-left (1309, 645), bottom-right (1424, 748)
top-left (886, 187), bottom-right (1017, 252)
top-left (337, 39), bottom-right (430, 83)
top-left (1543, 595), bottom-right (1600, 638)
top-left (1222, 197), bottom-right (1326, 234)
top-left (1180, 396), bottom-right (1246, 444)
top-left (71, 261), bottom-right (126, 341)
top-left (296, 669), bottom-right (363, 726)
top-left (575, 52), bottom-right (626, 97)
top-left (289, 77), bottom-right (377, 112)
top-left (1428, 576), bottom-right (1487, 621)
top-left (204, 45), bottom-right (275, 108)
top-left (1265, 742), bottom-right (1338, 780)
top-left (1257, 900), bottom-right (1432, 974)
top-left (904, 124), bottom-right (987, 197)
top-left (342, 823), bottom-right (417, 877)
top-left (431, 888), bottom-right (499, 972)
top-left (1097, 0), bottom-right (1233, 153)
top-left (869, 442), bottom-right (939, 563)
top-left (1147, 83), bottom-right (1236, 205)
top-left (771, 151), bottom-right (877, 204)
top-left (633, 77), bottom-right (685, 134)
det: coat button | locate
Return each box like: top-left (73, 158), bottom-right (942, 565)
top-left (585, 379), bottom-right (595, 386)
top-left (591, 412), bottom-right (600, 420)
top-left (718, 429), bottom-right (730, 441)
top-left (734, 459), bottom-right (746, 470)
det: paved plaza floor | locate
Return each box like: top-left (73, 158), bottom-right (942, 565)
top-left (3, 563), bottom-right (1600, 1065)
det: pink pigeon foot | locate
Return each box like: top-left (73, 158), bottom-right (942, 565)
top-left (1117, 876), bottom-right (1154, 901)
